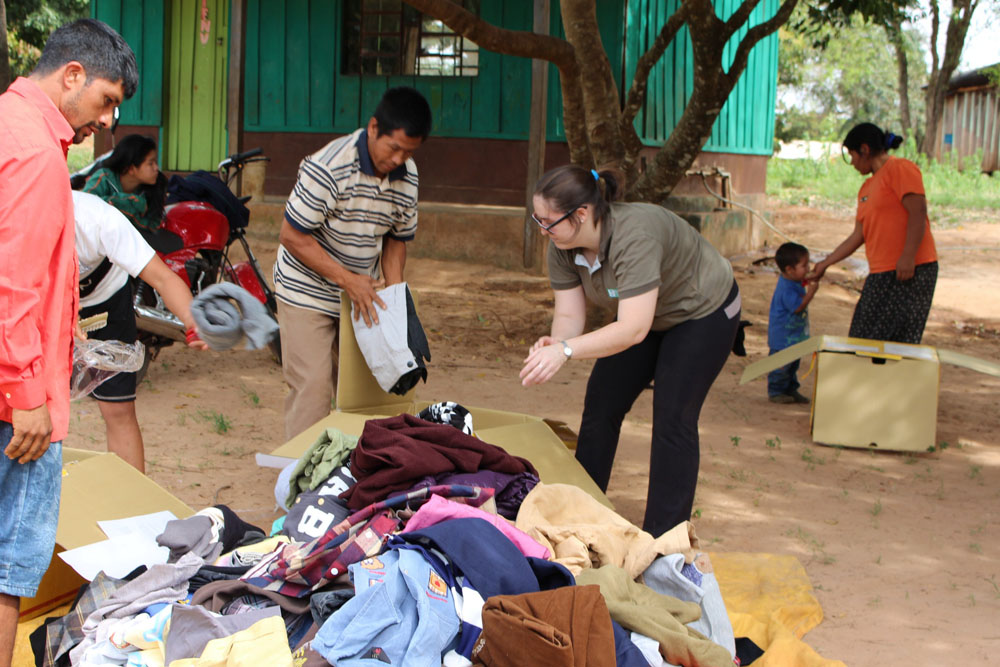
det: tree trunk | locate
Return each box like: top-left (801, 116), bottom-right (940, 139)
top-left (559, 0), bottom-right (624, 168)
top-left (631, 0), bottom-right (799, 198)
top-left (886, 17), bottom-right (912, 136)
top-left (0, 0), bottom-right (11, 92)
top-left (920, 0), bottom-right (980, 158)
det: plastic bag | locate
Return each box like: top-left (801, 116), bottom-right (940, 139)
top-left (70, 339), bottom-right (146, 401)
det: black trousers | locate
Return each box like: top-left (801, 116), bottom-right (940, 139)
top-left (575, 281), bottom-right (740, 537)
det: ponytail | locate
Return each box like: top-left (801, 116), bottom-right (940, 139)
top-left (534, 164), bottom-right (626, 225)
top-left (843, 123), bottom-right (903, 156)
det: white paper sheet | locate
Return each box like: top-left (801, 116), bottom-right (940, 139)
top-left (58, 533), bottom-right (171, 581)
top-left (98, 510), bottom-right (177, 541)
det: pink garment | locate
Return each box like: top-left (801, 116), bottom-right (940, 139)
top-left (402, 495), bottom-right (550, 560)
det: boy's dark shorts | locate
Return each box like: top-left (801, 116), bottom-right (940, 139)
top-left (79, 281), bottom-right (138, 403)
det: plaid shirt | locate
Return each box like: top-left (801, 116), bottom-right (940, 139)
top-left (243, 485), bottom-right (493, 598)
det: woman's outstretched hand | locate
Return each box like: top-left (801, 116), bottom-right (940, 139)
top-left (520, 337), bottom-right (566, 387)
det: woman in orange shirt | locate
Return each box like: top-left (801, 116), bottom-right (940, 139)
top-left (811, 123), bottom-right (938, 344)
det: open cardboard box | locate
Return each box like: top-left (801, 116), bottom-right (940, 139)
top-left (259, 303), bottom-right (611, 507)
top-left (19, 448), bottom-right (194, 621)
top-left (741, 335), bottom-right (1000, 452)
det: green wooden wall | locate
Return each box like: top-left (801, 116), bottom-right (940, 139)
top-left (243, 0), bottom-right (623, 141)
top-left (92, 0), bottom-right (164, 126)
top-left (624, 0), bottom-right (778, 154)
top-left (164, 0), bottom-right (230, 170)
top-left (94, 0), bottom-right (776, 154)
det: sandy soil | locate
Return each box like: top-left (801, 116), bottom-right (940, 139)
top-left (66, 200), bottom-right (1000, 666)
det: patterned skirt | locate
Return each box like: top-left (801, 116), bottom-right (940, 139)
top-left (849, 261), bottom-right (938, 344)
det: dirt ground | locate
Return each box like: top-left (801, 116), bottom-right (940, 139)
top-left (66, 199), bottom-right (1000, 666)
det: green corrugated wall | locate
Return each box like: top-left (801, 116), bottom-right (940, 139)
top-left (91, 0), bottom-right (164, 126)
top-left (243, 0), bottom-right (622, 140)
top-left (93, 0), bottom-right (776, 155)
top-left (624, 0), bottom-right (778, 154)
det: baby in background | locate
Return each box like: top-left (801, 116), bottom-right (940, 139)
top-left (767, 242), bottom-right (818, 404)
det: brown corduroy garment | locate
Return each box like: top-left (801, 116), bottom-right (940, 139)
top-left (471, 585), bottom-right (616, 667)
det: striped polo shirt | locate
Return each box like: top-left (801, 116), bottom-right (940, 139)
top-left (274, 128), bottom-right (419, 317)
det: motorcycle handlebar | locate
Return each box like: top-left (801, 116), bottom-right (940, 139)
top-left (231, 147), bottom-right (264, 163)
top-left (217, 147), bottom-right (264, 172)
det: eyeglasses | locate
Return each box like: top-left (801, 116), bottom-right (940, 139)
top-left (531, 204), bottom-right (584, 232)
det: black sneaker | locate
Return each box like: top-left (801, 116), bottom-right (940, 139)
top-left (769, 394), bottom-right (795, 404)
top-left (789, 390), bottom-right (811, 404)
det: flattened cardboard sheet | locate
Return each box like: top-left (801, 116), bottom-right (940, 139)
top-left (20, 449), bottom-right (193, 620)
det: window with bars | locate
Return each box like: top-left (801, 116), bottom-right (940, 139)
top-left (343, 0), bottom-right (480, 77)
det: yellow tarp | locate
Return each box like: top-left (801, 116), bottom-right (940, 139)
top-left (711, 552), bottom-right (846, 667)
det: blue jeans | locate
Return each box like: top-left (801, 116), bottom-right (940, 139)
top-left (767, 351), bottom-right (800, 397)
top-left (0, 421), bottom-right (62, 597)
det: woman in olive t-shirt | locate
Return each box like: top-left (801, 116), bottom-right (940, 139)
top-left (520, 164), bottom-right (741, 537)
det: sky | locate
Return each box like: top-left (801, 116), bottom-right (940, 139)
top-left (913, 0), bottom-right (999, 72)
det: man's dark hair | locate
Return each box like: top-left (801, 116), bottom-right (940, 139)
top-left (34, 18), bottom-right (138, 99)
top-left (775, 242), bottom-right (809, 271)
top-left (373, 87), bottom-right (432, 140)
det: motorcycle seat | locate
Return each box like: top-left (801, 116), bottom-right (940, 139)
top-left (137, 226), bottom-right (185, 255)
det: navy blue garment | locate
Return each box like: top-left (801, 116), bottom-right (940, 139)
top-left (612, 620), bottom-right (651, 667)
top-left (398, 518), bottom-right (540, 599)
top-left (767, 276), bottom-right (808, 350)
top-left (525, 556), bottom-right (575, 590)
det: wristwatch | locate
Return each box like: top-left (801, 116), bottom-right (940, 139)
top-left (560, 340), bottom-right (573, 360)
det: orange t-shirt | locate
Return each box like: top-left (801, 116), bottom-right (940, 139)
top-left (856, 156), bottom-right (937, 274)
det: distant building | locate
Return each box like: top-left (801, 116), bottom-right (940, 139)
top-left (932, 63), bottom-right (1000, 173)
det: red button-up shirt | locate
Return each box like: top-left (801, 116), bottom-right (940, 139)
top-left (0, 77), bottom-right (78, 442)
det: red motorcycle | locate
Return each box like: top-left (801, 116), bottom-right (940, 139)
top-left (132, 148), bottom-right (281, 369)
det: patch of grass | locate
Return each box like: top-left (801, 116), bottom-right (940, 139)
top-left (240, 384), bottom-right (261, 407)
top-left (969, 464), bottom-right (982, 479)
top-left (730, 435), bottom-right (742, 447)
top-left (692, 508), bottom-right (702, 519)
top-left (767, 144), bottom-right (1000, 220)
top-left (765, 436), bottom-right (782, 450)
top-left (198, 409), bottom-right (232, 434)
top-left (785, 526), bottom-right (836, 565)
top-left (729, 468), bottom-right (750, 483)
top-left (870, 499), bottom-right (882, 517)
top-left (801, 448), bottom-right (825, 469)
top-left (970, 543), bottom-right (982, 554)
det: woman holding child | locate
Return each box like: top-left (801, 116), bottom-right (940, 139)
top-left (810, 123), bottom-right (938, 344)
top-left (519, 164), bottom-right (740, 537)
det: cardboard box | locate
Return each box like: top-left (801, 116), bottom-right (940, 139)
top-left (259, 304), bottom-right (611, 507)
top-left (741, 335), bottom-right (1000, 452)
top-left (19, 448), bottom-right (194, 620)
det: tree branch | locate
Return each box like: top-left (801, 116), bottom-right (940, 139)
top-left (621, 4), bottom-right (690, 128)
top-left (402, 0), bottom-right (574, 65)
top-left (401, 0), bottom-right (590, 160)
top-left (723, 0), bottom-right (766, 41)
top-left (727, 0), bottom-right (800, 84)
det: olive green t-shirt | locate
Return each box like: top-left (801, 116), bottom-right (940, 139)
top-left (548, 202), bottom-right (733, 330)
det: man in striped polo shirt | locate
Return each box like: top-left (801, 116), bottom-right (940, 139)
top-left (275, 87), bottom-right (432, 439)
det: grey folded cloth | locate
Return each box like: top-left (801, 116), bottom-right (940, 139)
top-left (191, 282), bottom-right (278, 350)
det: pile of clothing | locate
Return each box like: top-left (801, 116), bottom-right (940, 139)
top-left (31, 405), bottom-right (752, 667)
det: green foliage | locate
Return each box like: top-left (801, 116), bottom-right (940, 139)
top-left (6, 0), bottom-right (89, 78)
top-left (767, 138), bottom-right (1000, 220)
top-left (66, 142), bottom-right (93, 174)
top-left (776, 7), bottom-right (927, 142)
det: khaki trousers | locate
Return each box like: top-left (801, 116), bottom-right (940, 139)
top-left (278, 300), bottom-right (340, 441)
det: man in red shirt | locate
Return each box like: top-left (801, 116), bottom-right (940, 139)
top-left (0, 19), bottom-right (136, 663)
